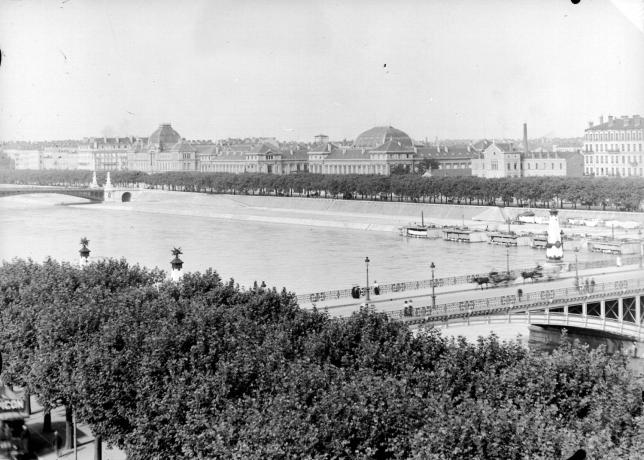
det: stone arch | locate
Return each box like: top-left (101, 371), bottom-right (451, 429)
top-left (121, 192), bottom-right (132, 202)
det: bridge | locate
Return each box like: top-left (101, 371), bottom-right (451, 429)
top-left (303, 264), bottom-right (644, 341)
top-left (0, 186), bottom-right (140, 203)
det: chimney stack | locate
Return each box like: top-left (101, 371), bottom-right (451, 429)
top-left (523, 123), bottom-right (529, 153)
top-left (599, 115), bottom-right (604, 125)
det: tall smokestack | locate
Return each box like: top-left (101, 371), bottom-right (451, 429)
top-left (523, 123), bottom-right (529, 154)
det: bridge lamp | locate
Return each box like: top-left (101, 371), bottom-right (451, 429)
top-left (430, 262), bottom-right (436, 310)
top-left (574, 247), bottom-right (580, 289)
top-left (505, 244), bottom-right (510, 275)
top-left (365, 257), bottom-right (370, 302)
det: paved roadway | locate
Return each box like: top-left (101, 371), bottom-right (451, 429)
top-left (307, 264), bottom-right (644, 318)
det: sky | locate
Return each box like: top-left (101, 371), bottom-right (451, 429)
top-left (0, 0), bottom-right (643, 142)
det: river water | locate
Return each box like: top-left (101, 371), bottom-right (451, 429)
top-left (0, 191), bottom-right (612, 295)
top-left (2, 190), bottom-right (643, 373)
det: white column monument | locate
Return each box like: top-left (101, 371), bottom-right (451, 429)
top-left (545, 209), bottom-right (564, 267)
top-left (90, 171), bottom-right (99, 188)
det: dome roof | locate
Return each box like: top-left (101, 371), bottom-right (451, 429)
top-left (148, 123), bottom-right (181, 150)
top-left (353, 126), bottom-right (413, 149)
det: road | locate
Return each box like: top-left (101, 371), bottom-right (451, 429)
top-left (308, 264), bottom-right (644, 318)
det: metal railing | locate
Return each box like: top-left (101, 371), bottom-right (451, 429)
top-left (297, 256), bottom-right (642, 304)
top-left (385, 276), bottom-right (644, 323)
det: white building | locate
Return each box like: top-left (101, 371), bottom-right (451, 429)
top-left (582, 115), bottom-right (644, 177)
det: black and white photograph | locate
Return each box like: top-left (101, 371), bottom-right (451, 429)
top-left (1, 0), bottom-right (644, 458)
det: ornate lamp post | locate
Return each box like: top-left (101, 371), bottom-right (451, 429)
top-left (574, 247), bottom-right (580, 288)
top-left (506, 244), bottom-right (510, 275)
top-left (170, 247), bottom-right (184, 282)
top-left (365, 257), bottom-right (370, 301)
top-left (79, 237), bottom-right (90, 267)
top-left (430, 262), bottom-right (436, 310)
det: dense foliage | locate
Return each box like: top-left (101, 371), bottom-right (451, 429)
top-left (2, 169), bottom-right (644, 211)
top-left (0, 258), bottom-right (643, 459)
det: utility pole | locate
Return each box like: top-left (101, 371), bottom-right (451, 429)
top-left (365, 257), bottom-right (370, 301)
top-left (430, 262), bottom-right (436, 310)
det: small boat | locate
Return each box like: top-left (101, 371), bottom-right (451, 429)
top-left (400, 212), bottom-right (440, 239)
top-left (442, 226), bottom-right (487, 243)
top-left (531, 234), bottom-right (548, 249)
top-left (488, 232), bottom-right (519, 246)
top-left (587, 238), bottom-right (641, 255)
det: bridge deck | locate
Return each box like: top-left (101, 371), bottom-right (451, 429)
top-left (311, 265), bottom-right (644, 328)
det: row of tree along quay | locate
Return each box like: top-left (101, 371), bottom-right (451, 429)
top-left (2, 170), bottom-right (644, 211)
top-left (0, 256), bottom-right (643, 459)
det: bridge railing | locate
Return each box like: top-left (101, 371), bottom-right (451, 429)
top-left (297, 256), bottom-right (642, 305)
top-left (385, 276), bottom-right (644, 323)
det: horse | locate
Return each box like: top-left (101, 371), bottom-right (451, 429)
top-left (521, 265), bottom-right (544, 283)
top-left (472, 276), bottom-right (490, 289)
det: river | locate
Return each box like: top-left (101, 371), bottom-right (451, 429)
top-left (6, 189), bottom-right (644, 371)
top-left (0, 190), bottom-right (613, 294)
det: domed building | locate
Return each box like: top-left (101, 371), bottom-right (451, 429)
top-left (128, 123), bottom-right (204, 172)
top-left (147, 123), bottom-right (181, 151)
top-left (308, 125), bottom-right (417, 175)
top-left (353, 126), bottom-right (414, 149)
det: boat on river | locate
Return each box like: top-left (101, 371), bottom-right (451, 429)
top-left (400, 212), bottom-right (441, 239)
top-left (587, 237), bottom-right (641, 255)
top-left (530, 233), bottom-right (548, 249)
top-left (442, 226), bottom-right (487, 243)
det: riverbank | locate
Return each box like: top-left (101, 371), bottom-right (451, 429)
top-left (91, 190), bottom-right (642, 241)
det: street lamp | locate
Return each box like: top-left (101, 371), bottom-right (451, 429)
top-left (430, 262), bottom-right (436, 310)
top-left (574, 247), bottom-right (580, 289)
top-left (365, 256), bottom-right (370, 301)
top-left (506, 244), bottom-right (510, 275)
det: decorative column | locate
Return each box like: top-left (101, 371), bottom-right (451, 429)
top-left (79, 237), bottom-right (90, 267)
top-left (618, 297), bottom-right (624, 322)
top-left (635, 296), bottom-right (641, 325)
top-left (104, 171), bottom-right (114, 201)
top-left (600, 300), bottom-right (606, 319)
top-left (90, 171), bottom-right (99, 189)
top-left (545, 209), bottom-right (564, 268)
top-left (170, 247), bottom-right (184, 282)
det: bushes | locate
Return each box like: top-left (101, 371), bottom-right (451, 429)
top-left (0, 258), bottom-right (642, 458)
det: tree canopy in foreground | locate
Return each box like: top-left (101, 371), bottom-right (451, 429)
top-left (0, 258), bottom-right (642, 459)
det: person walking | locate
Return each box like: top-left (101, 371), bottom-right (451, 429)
top-left (53, 430), bottom-right (63, 458)
top-left (19, 425), bottom-right (30, 455)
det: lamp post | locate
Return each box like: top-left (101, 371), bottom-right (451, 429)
top-left (365, 256), bottom-right (370, 301)
top-left (574, 247), bottom-right (580, 289)
top-left (430, 262), bottom-right (436, 310)
top-left (506, 244), bottom-right (510, 275)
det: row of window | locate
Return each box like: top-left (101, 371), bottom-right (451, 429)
top-left (586, 167), bottom-right (644, 176)
top-left (586, 130), bottom-right (643, 141)
top-left (585, 155), bottom-right (642, 164)
top-left (585, 143), bottom-right (642, 152)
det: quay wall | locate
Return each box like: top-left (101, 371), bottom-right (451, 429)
top-left (221, 195), bottom-right (644, 224)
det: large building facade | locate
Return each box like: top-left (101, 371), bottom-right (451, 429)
top-left (582, 115), bottom-right (644, 177)
top-left (77, 137), bottom-right (134, 171)
top-left (308, 126), bottom-right (417, 175)
top-left (471, 124), bottom-right (583, 179)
